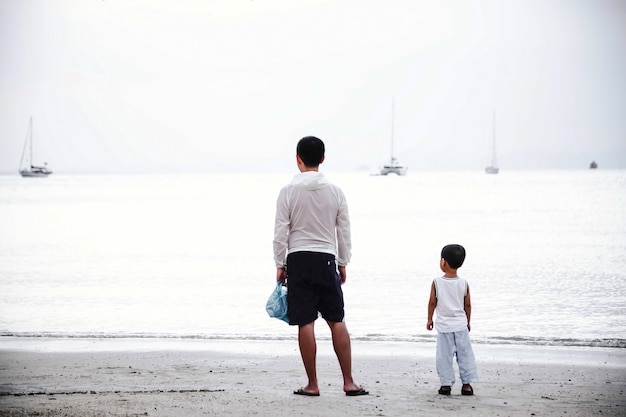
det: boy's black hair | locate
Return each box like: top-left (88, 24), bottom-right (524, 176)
top-left (441, 244), bottom-right (466, 269)
top-left (297, 136), bottom-right (325, 167)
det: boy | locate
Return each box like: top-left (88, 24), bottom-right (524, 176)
top-left (426, 244), bottom-right (478, 395)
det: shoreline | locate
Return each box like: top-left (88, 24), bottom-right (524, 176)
top-left (1, 338), bottom-right (624, 416)
top-left (1, 336), bottom-right (624, 365)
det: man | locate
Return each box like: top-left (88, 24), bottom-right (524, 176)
top-left (273, 136), bottom-right (368, 397)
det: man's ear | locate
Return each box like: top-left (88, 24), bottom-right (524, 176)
top-left (320, 155), bottom-right (325, 164)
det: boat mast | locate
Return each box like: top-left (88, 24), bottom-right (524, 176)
top-left (19, 117), bottom-right (33, 171)
top-left (390, 97), bottom-right (395, 161)
top-left (492, 109), bottom-right (497, 167)
top-left (29, 117), bottom-right (33, 168)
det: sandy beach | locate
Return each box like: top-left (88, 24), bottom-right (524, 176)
top-left (0, 338), bottom-right (624, 417)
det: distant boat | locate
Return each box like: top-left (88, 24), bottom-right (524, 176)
top-left (379, 98), bottom-right (407, 176)
top-left (485, 109), bottom-right (499, 174)
top-left (19, 117), bottom-right (52, 177)
top-left (589, 161), bottom-right (598, 169)
top-left (380, 157), bottom-right (408, 176)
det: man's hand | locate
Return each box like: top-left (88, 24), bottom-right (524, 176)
top-left (338, 265), bottom-right (347, 284)
top-left (276, 267), bottom-right (286, 282)
top-left (426, 320), bottom-right (434, 331)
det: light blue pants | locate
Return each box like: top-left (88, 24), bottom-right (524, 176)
top-left (436, 330), bottom-right (478, 386)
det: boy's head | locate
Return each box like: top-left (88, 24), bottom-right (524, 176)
top-left (441, 244), bottom-right (466, 269)
top-left (297, 136), bottom-right (325, 167)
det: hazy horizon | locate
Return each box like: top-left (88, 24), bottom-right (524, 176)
top-left (1, 0), bottom-right (625, 175)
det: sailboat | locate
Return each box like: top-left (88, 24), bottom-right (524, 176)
top-left (485, 110), bottom-right (499, 174)
top-left (379, 98), bottom-right (407, 176)
top-left (19, 117), bottom-right (52, 177)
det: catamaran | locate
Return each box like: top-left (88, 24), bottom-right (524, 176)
top-left (19, 117), bottom-right (52, 177)
top-left (485, 110), bottom-right (499, 174)
top-left (379, 98), bottom-right (407, 176)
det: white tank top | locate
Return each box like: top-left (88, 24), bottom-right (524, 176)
top-left (434, 276), bottom-right (468, 333)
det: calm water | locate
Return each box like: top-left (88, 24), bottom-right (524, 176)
top-left (1, 170), bottom-right (625, 348)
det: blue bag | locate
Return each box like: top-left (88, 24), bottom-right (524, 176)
top-left (266, 282), bottom-right (289, 323)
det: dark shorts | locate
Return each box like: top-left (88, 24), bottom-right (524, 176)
top-left (286, 251), bottom-right (345, 326)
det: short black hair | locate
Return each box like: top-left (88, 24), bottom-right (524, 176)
top-left (297, 136), bottom-right (325, 167)
top-left (441, 244), bottom-right (466, 269)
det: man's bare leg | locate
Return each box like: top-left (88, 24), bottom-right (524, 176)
top-left (327, 320), bottom-right (364, 392)
top-left (297, 322), bottom-right (319, 395)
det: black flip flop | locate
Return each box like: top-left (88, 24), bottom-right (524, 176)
top-left (345, 388), bottom-right (369, 396)
top-left (438, 386), bottom-right (451, 395)
top-left (294, 389), bottom-right (320, 397)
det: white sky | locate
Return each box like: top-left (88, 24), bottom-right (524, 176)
top-left (1, 0), bottom-right (625, 173)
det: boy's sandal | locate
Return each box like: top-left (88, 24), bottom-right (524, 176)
top-left (438, 386), bottom-right (451, 395)
top-left (461, 384), bottom-right (474, 396)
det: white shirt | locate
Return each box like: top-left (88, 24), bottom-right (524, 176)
top-left (433, 276), bottom-right (469, 333)
top-left (273, 171), bottom-right (351, 267)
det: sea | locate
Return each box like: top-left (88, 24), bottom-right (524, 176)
top-left (1, 170), bottom-right (625, 350)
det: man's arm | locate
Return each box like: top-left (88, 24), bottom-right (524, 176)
top-left (335, 191), bottom-right (351, 267)
top-left (273, 189), bottom-right (289, 270)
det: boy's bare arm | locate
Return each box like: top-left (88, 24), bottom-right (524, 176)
top-left (426, 281), bottom-right (437, 330)
top-left (464, 284), bottom-right (472, 331)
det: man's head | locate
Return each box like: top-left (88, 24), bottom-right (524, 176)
top-left (441, 244), bottom-right (466, 269)
top-left (297, 136), bottom-right (325, 168)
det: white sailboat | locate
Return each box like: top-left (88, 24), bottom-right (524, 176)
top-left (485, 110), bottom-right (499, 174)
top-left (379, 98), bottom-right (407, 176)
top-left (19, 117), bottom-right (52, 177)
